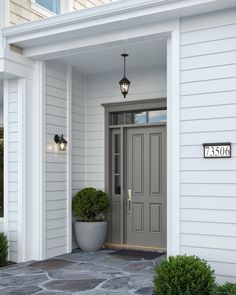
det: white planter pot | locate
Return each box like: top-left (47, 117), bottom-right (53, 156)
top-left (74, 221), bottom-right (108, 251)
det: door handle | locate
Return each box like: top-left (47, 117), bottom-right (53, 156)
top-left (127, 189), bottom-right (132, 214)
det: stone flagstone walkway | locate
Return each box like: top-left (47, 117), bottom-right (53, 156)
top-left (0, 249), bottom-right (165, 295)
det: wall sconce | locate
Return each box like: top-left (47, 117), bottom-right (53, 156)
top-left (119, 54), bottom-right (131, 98)
top-left (54, 134), bottom-right (68, 152)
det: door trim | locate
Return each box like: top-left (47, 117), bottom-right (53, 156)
top-left (104, 99), bottom-right (167, 246)
top-left (104, 25), bottom-right (180, 257)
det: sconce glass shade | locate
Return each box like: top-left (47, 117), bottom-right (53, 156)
top-left (54, 134), bottom-right (68, 151)
top-left (119, 77), bottom-right (131, 98)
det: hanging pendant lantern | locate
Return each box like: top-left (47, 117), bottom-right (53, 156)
top-left (119, 54), bottom-right (131, 98)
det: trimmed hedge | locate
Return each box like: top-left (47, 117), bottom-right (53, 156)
top-left (154, 255), bottom-right (215, 295)
top-left (211, 283), bottom-right (236, 295)
top-left (0, 233), bottom-right (8, 267)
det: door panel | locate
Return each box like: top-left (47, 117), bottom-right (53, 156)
top-left (132, 203), bottom-right (144, 232)
top-left (132, 135), bottom-right (144, 194)
top-left (150, 134), bottom-right (161, 195)
top-left (150, 203), bottom-right (161, 233)
top-left (126, 126), bottom-right (166, 247)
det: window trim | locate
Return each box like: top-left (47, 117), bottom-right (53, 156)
top-left (31, 0), bottom-right (59, 17)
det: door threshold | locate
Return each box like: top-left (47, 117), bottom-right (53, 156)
top-left (104, 243), bottom-right (166, 253)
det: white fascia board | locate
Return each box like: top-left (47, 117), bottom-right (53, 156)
top-left (24, 22), bottom-right (171, 59)
top-left (2, 0), bottom-right (236, 51)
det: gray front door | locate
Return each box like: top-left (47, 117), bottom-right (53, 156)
top-left (125, 126), bottom-right (166, 247)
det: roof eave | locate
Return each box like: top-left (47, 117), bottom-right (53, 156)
top-left (2, 0), bottom-right (236, 59)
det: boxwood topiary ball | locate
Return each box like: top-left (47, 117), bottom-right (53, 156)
top-left (154, 255), bottom-right (215, 295)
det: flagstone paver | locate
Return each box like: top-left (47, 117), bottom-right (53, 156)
top-left (30, 259), bottom-right (76, 271)
top-left (0, 249), bottom-right (165, 294)
top-left (0, 286), bottom-right (42, 295)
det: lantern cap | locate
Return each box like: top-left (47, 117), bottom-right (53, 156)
top-left (54, 134), bottom-right (67, 144)
top-left (119, 76), bottom-right (131, 85)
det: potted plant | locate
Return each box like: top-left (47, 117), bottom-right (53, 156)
top-left (72, 187), bottom-right (110, 251)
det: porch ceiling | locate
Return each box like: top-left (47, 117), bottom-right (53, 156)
top-left (58, 39), bottom-right (167, 74)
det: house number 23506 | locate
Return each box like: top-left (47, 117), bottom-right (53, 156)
top-left (203, 143), bottom-right (231, 158)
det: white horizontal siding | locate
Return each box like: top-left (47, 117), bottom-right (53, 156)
top-left (85, 65), bottom-right (166, 189)
top-left (180, 8), bottom-right (236, 283)
top-left (45, 61), bottom-right (68, 258)
top-left (72, 71), bottom-right (85, 194)
top-left (71, 71), bottom-right (85, 249)
top-left (10, 0), bottom-right (45, 25)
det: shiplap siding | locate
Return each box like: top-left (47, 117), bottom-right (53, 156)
top-left (45, 61), bottom-right (68, 258)
top-left (45, 65), bottom-right (86, 254)
top-left (71, 70), bottom-right (85, 249)
top-left (6, 79), bottom-right (18, 262)
top-left (10, 0), bottom-right (45, 25)
top-left (180, 9), bottom-right (236, 283)
top-left (72, 71), bottom-right (85, 194)
top-left (85, 65), bottom-right (166, 188)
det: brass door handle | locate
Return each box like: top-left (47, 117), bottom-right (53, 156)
top-left (127, 189), bottom-right (132, 214)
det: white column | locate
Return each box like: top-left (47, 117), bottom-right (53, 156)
top-left (24, 61), bottom-right (46, 261)
top-left (167, 20), bottom-right (181, 256)
top-left (13, 62), bottom-right (45, 262)
top-left (66, 64), bottom-right (72, 253)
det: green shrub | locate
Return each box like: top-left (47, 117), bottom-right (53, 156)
top-left (72, 187), bottom-right (110, 222)
top-left (0, 233), bottom-right (8, 267)
top-left (211, 283), bottom-right (236, 295)
top-left (154, 255), bottom-right (215, 295)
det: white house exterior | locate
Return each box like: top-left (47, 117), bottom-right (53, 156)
top-left (0, 0), bottom-right (236, 284)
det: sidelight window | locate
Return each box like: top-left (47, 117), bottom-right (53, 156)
top-left (113, 133), bottom-right (121, 195)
